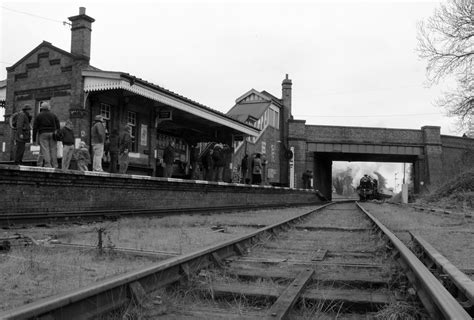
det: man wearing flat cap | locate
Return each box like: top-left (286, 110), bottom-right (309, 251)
top-left (14, 104), bottom-right (33, 164)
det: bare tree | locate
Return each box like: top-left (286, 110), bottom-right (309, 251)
top-left (417, 0), bottom-right (473, 129)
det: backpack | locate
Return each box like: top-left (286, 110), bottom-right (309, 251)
top-left (9, 112), bottom-right (21, 130)
top-left (52, 129), bottom-right (64, 142)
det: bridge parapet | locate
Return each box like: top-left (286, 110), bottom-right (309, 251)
top-left (441, 135), bottom-right (474, 149)
top-left (304, 124), bottom-right (424, 145)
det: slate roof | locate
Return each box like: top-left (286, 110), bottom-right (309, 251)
top-left (226, 101), bottom-right (271, 121)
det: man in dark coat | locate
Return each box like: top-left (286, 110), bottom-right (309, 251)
top-left (251, 153), bottom-right (263, 185)
top-left (163, 141), bottom-right (175, 177)
top-left (108, 129), bottom-right (120, 173)
top-left (14, 104), bottom-right (32, 165)
top-left (33, 102), bottom-right (60, 168)
top-left (59, 120), bottom-right (75, 170)
top-left (212, 144), bottom-right (225, 182)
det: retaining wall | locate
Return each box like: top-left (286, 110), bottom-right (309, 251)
top-left (0, 164), bottom-right (322, 214)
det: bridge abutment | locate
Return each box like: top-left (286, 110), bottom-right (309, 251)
top-left (421, 126), bottom-right (443, 188)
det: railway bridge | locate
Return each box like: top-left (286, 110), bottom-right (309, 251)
top-left (288, 121), bottom-right (474, 199)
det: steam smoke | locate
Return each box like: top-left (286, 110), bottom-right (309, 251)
top-left (373, 171), bottom-right (387, 189)
top-left (332, 161), bottom-right (410, 191)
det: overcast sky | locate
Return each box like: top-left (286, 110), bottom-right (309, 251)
top-left (1, 0), bottom-right (462, 136)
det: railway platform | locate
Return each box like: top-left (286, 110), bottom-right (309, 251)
top-left (0, 164), bottom-right (322, 216)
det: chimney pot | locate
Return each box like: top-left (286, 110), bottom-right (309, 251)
top-left (79, 7), bottom-right (86, 15)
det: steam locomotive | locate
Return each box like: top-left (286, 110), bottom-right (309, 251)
top-left (357, 175), bottom-right (382, 201)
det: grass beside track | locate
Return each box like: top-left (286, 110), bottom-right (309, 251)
top-left (0, 206), bottom-right (320, 312)
top-left (0, 246), bottom-right (157, 311)
top-left (362, 202), bottom-right (474, 276)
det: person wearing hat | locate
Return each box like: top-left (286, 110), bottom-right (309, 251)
top-left (91, 115), bottom-right (106, 172)
top-left (14, 104), bottom-right (33, 164)
top-left (33, 102), bottom-right (60, 168)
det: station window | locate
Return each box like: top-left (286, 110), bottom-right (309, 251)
top-left (127, 111), bottom-right (137, 152)
top-left (274, 110), bottom-right (279, 129)
top-left (100, 103), bottom-right (111, 133)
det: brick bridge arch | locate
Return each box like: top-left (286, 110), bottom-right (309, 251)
top-left (288, 120), bottom-right (474, 200)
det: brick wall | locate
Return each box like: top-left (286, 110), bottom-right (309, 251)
top-left (233, 125), bottom-right (283, 184)
top-left (0, 165), bottom-right (322, 214)
top-left (441, 135), bottom-right (474, 177)
top-left (305, 124), bottom-right (423, 145)
top-left (4, 43), bottom-right (89, 163)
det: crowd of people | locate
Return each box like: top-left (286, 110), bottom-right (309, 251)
top-left (13, 102), bottom-right (132, 174)
top-left (12, 103), bottom-right (276, 185)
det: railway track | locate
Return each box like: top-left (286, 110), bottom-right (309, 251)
top-left (0, 202), bottom-right (319, 228)
top-left (0, 202), bottom-right (471, 319)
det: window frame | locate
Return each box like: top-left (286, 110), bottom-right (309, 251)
top-left (127, 111), bottom-right (137, 152)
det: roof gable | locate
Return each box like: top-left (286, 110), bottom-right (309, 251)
top-left (260, 90), bottom-right (283, 107)
top-left (235, 89), bottom-right (271, 104)
top-left (6, 41), bottom-right (76, 72)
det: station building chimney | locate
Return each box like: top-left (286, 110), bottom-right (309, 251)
top-left (68, 7), bottom-right (95, 60)
top-left (282, 74), bottom-right (292, 119)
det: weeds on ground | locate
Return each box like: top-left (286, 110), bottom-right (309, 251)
top-left (374, 301), bottom-right (427, 320)
top-left (293, 297), bottom-right (344, 319)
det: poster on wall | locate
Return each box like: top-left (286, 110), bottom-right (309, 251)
top-left (140, 124), bottom-right (148, 146)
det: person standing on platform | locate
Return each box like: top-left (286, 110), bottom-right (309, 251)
top-left (59, 120), bottom-right (75, 170)
top-left (203, 148), bottom-right (214, 181)
top-left (74, 141), bottom-right (91, 171)
top-left (33, 102), bottom-right (60, 168)
top-left (108, 129), bottom-right (120, 173)
top-left (252, 153), bottom-right (263, 185)
top-left (212, 143), bottom-right (225, 182)
top-left (241, 154), bottom-right (249, 184)
top-left (91, 115), bottom-right (106, 172)
top-left (189, 144), bottom-right (200, 179)
top-left (163, 141), bottom-right (175, 178)
top-left (119, 125), bottom-right (132, 174)
top-left (14, 104), bottom-right (33, 165)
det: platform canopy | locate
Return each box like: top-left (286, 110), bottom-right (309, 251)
top-left (82, 70), bottom-right (259, 138)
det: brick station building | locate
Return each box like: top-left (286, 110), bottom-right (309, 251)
top-left (0, 7), bottom-right (258, 178)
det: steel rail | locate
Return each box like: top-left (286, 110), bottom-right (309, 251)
top-left (411, 232), bottom-right (474, 309)
top-left (0, 201), bottom-right (323, 227)
top-left (0, 203), bottom-right (334, 320)
top-left (356, 202), bottom-right (471, 320)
